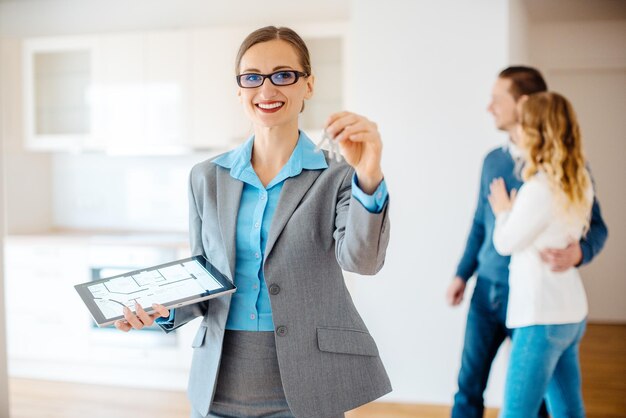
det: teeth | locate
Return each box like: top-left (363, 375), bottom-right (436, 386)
top-left (257, 102), bottom-right (283, 109)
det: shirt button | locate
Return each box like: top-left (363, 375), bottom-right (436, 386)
top-left (260, 194), bottom-right (266, 200)
top-left (254, 222), bottom-right (260, 228)
top-left (269, 284), bottom-right (280, 295)
top-left (250, 314), bottom-right (256, 320)
top-left (254, 252), bottom-right (260, 259)
top-left (276, 326), bottom-right (287, 337)
top-left (253, 284), bottom-right (258, 290)
top-left (376, 191), bottom-right (383, 199)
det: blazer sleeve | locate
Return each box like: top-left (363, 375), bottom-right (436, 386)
top-left (333, 167), bottom-right (390, 275)
top-left (157, 168), bottom-right (209, 333)
top-left (189, 166), bottom-right (206, 259)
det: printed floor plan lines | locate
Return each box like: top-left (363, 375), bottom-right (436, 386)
top-left (87, 260), bottom-right (223, 320)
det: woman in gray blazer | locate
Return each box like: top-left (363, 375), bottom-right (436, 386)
top-left (115, 26), bottom-right (391, 418)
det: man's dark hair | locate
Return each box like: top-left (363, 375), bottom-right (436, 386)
top-left (499, 66), bottom-right (548, 100)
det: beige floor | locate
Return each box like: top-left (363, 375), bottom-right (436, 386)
top-left (9, 379), bottom-right (496, 418)
top-left (8, 323), bottom-right (625, 418)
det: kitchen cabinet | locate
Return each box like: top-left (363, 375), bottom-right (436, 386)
top-left (92, 30), bottom-right (191, 153)
top-left (5, 238), bottom-right (90, 364)
top-left (188, 27), bottom-right (250, 150)
top-left (21, 24), bottom-right (347, 154)
top-left (91, 33), bottom-right (144, 151)
top-left (300, 33), bottom-right (345, 143)
top-left (22, 36), bottom-right (98, 151)
top-left (4, 234), bottom-right (197, 390)
top-left (142, 30), bottom-right (191, 151)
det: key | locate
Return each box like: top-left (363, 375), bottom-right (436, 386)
top-left (315, 130), bottom-right (343, 163)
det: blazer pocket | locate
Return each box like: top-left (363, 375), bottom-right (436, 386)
top-left (192, 325), bottom-right (207, 348)
top-left (317, 326), bottom-right (379, 357)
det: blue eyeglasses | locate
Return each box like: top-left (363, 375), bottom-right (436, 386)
top-left (236, 70), bottom-right (309, 88)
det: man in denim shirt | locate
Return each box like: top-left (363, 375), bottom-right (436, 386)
top-left (448, 66), bottom-right (608, 418)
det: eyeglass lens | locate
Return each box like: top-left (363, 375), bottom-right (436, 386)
top-left (239, 71), bottom-right (300, 88)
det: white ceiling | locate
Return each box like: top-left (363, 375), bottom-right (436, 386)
top-left (1, 0), bottom-right (624, 38)
top-left (0, 0), bottom-right (351, 37)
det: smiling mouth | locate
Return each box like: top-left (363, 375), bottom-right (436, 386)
top-left (256, 102), bottom-right (284, 112)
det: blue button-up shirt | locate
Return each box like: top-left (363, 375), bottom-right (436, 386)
top-left (158, 131), bottom-right (388, 331)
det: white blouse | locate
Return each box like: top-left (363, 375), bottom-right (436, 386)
top-left (493, 171), bottom-right (592, 328)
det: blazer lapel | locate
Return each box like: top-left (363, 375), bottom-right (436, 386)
top-left (216, 167), bottom-right (243, 280)
top-left (264, 169), bottom-right (323, 261)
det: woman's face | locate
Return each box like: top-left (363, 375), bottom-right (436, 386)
top-left (237, 39), bottom-right (314, 129)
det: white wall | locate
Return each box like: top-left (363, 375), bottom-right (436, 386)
top-left (0, 161), bottom-right (9, 418)
top-left (1, 39), bottom-right (54, 234)
top-left (347, 0), bottom-right (510, 406)
top-left (508, 0), bottom-right (530, 64)
top-left (51, 153), bottom-right (209, 232)
top-left (0, 39), bottom-right (12, 418)
top-left (530, 20), bottom-right (626, 70)
top-left (529, 19), bottom-right (626, 322)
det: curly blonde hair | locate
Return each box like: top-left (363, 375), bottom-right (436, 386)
top-left (519, 92), bottom-right (592, 228)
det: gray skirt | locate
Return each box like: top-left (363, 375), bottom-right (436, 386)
top-left (192, 330), bottom-right (345, 418)
top-left (189, 330), bottom-right (290, 418)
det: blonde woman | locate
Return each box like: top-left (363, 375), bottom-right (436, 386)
top-left (488, 92), bottom-right (594, 418)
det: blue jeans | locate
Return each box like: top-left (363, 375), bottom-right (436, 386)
top-left (500, 320), bottom-right (587, 418)
top-left (452, 278), bottom-right (513, 418)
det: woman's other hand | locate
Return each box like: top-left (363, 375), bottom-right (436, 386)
top-left (488, 178), bottom-right (517, 215)
top-left (325, 111), bottom-right (383, 194)
top-left (114, 303), bottom-right (170, 332)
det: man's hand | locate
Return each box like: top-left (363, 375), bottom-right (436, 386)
top-left (446, 277), bottom-right (467, 306)
top-left (540, 242), bottom-right (583, 272)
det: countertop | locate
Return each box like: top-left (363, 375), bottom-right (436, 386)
top-left (5, 229), bottom-right (190, 249)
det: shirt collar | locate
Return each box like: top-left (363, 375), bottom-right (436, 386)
top-left (505, 140), bottom-right (523, 160)
top-left (212, 130), bottom-right (328, 186)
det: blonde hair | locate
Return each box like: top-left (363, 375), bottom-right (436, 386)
top-left (519, 92), bottom-right (592, 229)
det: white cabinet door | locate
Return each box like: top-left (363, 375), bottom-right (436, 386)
top-left (22, 36), bottom-right (99, 151)
top-left (4, 237), bottom-right (194, 389)
top-left (4, 239), bottom-right (90, 363)
top-left (143, 30), bottom-right (191, 151)
top-left (21, 25), bottom-right (346, 154)
top-left (188, 28), bottom-right (250, 150)
top-left (91, 33), bottom-right (144, 151)
top-left (93, 31), bottom-right (191, 153)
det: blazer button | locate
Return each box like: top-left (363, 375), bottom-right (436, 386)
top-left (276, 326), bottom-right (287, 337)
top-left (269, 284), bottom-right (281, 295)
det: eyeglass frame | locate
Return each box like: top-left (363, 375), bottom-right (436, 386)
top-left (235, 70), bottom-right (310, 88)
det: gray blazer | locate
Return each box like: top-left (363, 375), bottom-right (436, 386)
top-left (160, 152), bottom-right (392, 417)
